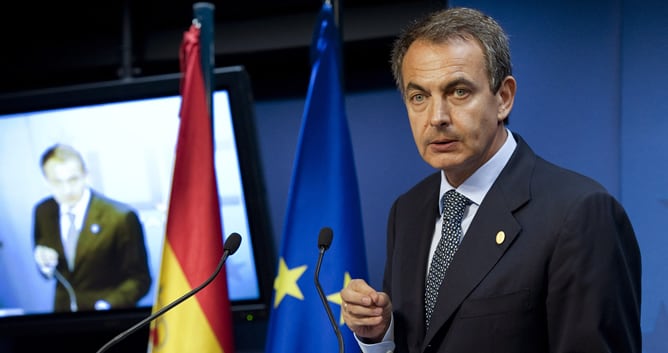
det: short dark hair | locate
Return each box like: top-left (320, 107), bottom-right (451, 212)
top-left (40, 144), bottom-right (87, 175)
top-left (390, 7), bottom-right (512, 96)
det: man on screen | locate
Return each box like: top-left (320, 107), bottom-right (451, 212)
top-left (32, 143), bottom-right (152, 312)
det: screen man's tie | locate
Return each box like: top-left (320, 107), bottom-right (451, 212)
top-left (65, 211), bottom-right (79, 271)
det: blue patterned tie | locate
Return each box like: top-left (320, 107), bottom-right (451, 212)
top-left (424, 190), bottom-right (472, 328)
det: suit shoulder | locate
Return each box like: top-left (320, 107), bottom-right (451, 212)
top-left (395, 172), bottom-right (440, 206)
top-left (34, 197), bottom-right (57, 213)
top-left (90, 192), bottom-right (137, 215)
top-left (534, 157), bottom-right (609, 195)
top-left (513, 133), bottom-right (609, 196)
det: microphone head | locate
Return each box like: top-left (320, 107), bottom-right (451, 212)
top-left (224, 233), bottom-right (242, 255)
top-left (317, 227), bottom-right (333, 250)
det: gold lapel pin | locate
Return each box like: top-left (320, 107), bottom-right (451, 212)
top-left (495, 231), bottom-right (505, 245)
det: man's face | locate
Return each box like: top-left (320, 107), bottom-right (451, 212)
top-left (43, 158), bottom-right (87, 208)
top-left (401, 38), bottom-right (515, 187)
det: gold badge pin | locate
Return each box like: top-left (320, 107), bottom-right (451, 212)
top-left (496, 231), bottom-right (505, 245)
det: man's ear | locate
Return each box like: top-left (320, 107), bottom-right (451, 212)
top-left (497, 76), bottom-right (516, 120)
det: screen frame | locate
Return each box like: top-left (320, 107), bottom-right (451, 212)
top-left (0, 65), bottom-right (276, 336)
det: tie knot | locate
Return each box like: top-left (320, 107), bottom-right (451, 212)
top-left (441, 190), bottom-right (471, 221)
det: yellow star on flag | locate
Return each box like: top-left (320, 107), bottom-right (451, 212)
top-left (326, 271), bottom-right (352, 325)
top-left (273, 257), bottom-right (308, 308)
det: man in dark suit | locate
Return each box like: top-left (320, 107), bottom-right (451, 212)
top-left (341, 7), bottom-right (641, 353)
top-left (33, 144), bottom-right (152, 312)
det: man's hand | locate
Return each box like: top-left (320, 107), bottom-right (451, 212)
top-left (341, 279), bottom-right (393, 343)
top-left (34, 245), bottom-right (58, 278)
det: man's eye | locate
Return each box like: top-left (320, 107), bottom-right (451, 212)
top-left (411, 93), bottom-right (425, 103)
top-left (454, 88), bottom-right (468, 97)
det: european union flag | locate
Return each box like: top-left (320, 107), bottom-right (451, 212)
top-left (264, 3), bottom-right (368, 353)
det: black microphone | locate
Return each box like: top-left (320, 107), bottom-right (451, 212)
top-left (314, 227), bottom-right (344, 353)
top-left (95, 232), bottom-right (242, 353)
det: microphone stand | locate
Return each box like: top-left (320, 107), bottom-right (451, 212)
top-left (95, 233), bottom-right (242, 353)
top-left (314, 227), bottom-right (344, 353)
top-left (53, 269), bottom-right (78, 312)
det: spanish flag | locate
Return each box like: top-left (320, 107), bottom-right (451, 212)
top-left (147, 23), bottom-right (235, 353)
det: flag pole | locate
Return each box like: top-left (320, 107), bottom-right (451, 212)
top-left (193, 2), bottom-right (215, 117)
top-left (327, 0), bottom-right (345, 94)
top-left (328, 0), bottom-right (341, 30)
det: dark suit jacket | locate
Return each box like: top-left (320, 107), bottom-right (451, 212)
top-left (384, 133), bottom-right (641, 353)
top-left (33, 191), bottom-right (152, 312)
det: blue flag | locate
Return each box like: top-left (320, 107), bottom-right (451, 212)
top-left (264, 3), bottom-right (368, 353)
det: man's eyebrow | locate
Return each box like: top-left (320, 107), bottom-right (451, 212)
top-left (404, 77), bottom-right (476, 94)
top-left (404, 82), bottom-right (426, 93)
top-left (442, 77), bottom-right (475, 91)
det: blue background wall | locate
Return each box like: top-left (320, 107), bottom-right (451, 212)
top-left (621, 0), bottom-right (668, 349)
top-left (253, 0), bottom-right (666, 350)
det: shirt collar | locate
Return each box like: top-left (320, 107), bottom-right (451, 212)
top-left (60, 188), bottom-right (91, 216)
top-left (439, 129), bottom-right (517, 213)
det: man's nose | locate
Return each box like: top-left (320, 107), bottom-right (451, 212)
top-left (429, 97), bottom-right (451, 126)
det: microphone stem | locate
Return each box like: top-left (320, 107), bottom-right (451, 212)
top-left (314, 247), bottom-right (344, 353)
top-left (54, 269), bottom-right (78, 312)
top-left (96, 249), bottom-right (230, 353)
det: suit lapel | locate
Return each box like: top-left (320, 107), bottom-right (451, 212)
top-left (73, 193), bottom-right (101, 272)
top-left (45, 200), bottom-right (66, 255)
top-left (422, 134), bottom-right (535, 348)
top-left (407, 176), bottom-right (441, 340)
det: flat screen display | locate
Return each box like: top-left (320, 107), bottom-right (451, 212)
top-left (0, 66), bottom-right (275, 334)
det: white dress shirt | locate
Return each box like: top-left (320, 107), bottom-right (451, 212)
top-left (59, 188), bottom-right (91, 246)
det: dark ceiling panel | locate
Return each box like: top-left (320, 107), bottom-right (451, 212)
top-left (2, 0), bottom-right (444, 99)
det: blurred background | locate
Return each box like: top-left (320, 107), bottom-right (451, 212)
top-left (1, 0), bottom-right (441, 99)
top-left (1, 0), bottom-right (666, 352)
